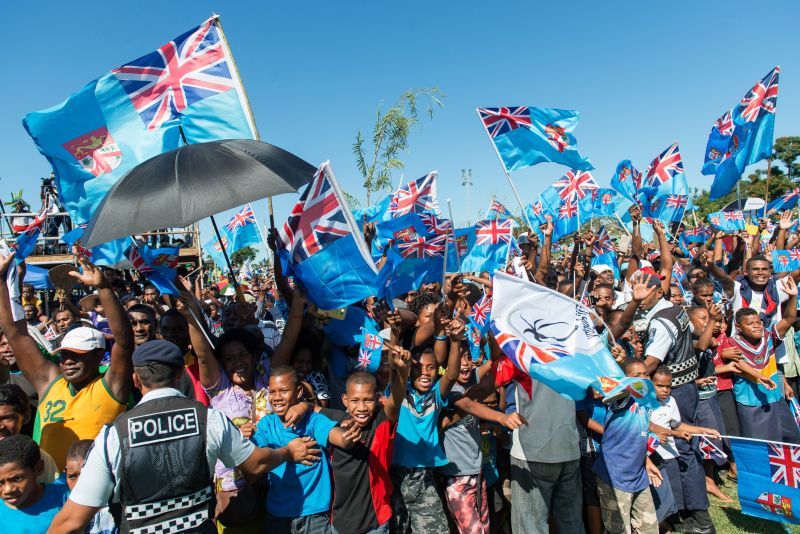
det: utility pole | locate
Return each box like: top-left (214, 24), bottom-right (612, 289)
top-left (461, 168), bottom-right (473, 226)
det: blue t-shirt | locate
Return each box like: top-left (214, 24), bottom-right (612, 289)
top-left (593, 397), bottom-right (650, 493)
top-left (393, 381), bottom-right (449, 468)
top-left (252, 411), bottom-right (337, 518)
top-left (576, 397), bottom-right (605, 455)
top-left (0, 482), bottom-right (69, 533)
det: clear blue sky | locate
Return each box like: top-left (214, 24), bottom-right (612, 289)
top-left (2, 1), bottom-right (798, 258)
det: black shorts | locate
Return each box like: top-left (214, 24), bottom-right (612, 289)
top-left (580, 454), bottom-right (599, 507)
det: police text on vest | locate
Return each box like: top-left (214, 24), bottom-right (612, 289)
top-left (128, 408), bottom-right (200, 447)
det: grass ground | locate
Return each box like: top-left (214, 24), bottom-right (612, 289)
top-left (708, 475), bottom-right (799, 533)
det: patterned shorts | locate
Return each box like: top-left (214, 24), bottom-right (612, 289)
top-left (442, 474), bottom-right (489, 534)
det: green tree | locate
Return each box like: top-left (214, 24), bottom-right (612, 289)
top-left (774, 136), bottom-right (800, 180)
top-left (691, 166), bottom-right (791, 220)
top-left (353, 88), bottom-right (445, 205)
top-left (230, 246), bottom-right (257, 267)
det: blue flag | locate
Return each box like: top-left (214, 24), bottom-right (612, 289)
top-left (203, 228), bottom-right (233, 270)
top-left (223, 204), bottom-right (261, 253)
top-left (23, 17), bottom-right (256, 229)
top-left (707, 68), bottom-right (779, 200)
top-left (278, 162), bottom-right (378, 310)
top-left (449, 220), bottom-right (515, 274)
top-left (372, 212), bottom-right (446, 258)
top-left (773, 250), bottom-right (800, 273)
top-left (729, 437), bottom-right (800, 525)
top-left (355, 317), bottom-right (384, 374)
top-left (485, 199), bottom-right (513, 220)
top-left (129, 244), bottom-right (180, 295)
top-left (477, 107), bottom-right (593, 172)
top-left (14, 207), bottom-right (54, 261)
top-left (592, 252), bottom-right (620, 281)
top-left (610, 160), bottom-right (643, 205)
top-left (580, 188), bottom-right (618, 219)
top-left (767, 187), bottom-right (800, 213)
top-left (491, 272), bottom-right (657, 407)
top-left (378, 234), bottom-right (446, 300)
top-left (707, 210), bottom-right (746, 233)
top-left (61, 226), bottom-right (130, 267)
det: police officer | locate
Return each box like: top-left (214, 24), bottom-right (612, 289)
top-left (637, 268), bottom-right (714, 534)
top-left (48, 339), bottom-right (320, 534)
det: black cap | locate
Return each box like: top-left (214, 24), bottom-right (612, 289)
top-left (132, 340), bottom-right (184, 368)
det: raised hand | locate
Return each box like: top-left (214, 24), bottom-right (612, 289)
top-left (628, 205), bottom-right (642, 223)
top-left (631, 273), bottom-right (657, 303)
top-left (780, 210), bottom-right (797, 230)
top-left (68, 255), bottom-right (108, 289)
top-left (541, 221), bottom-right (553, 237)
top-left (783, 275), bottom-right (798, 297)
top-left (446, 318), bottom-right (466, 341)
top-left (0, 251), bottom-right (15, 276)
top-left (653, 219), bottom-right (665, 235)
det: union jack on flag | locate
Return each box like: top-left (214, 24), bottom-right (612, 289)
top-left (486, 199), bottom-right (512, 220)
top-left (225, 204), bottom-right (257, 231)
top-left (397, 234), bottom-right (447, 259)
top-left (724, 211), bottom-right (744, 221)
top-left (478, 107), bottom-right (532, 138)
top-left (739, 67), bottom-right (780, 123)
top-left (389, 172), bottom-right (439, 217)
top-left (593, 226), bottom-right (615, 255)
top-left (471, 294), bottom-right (493, 328)
top-left (127, 245), bottom-right (154, 275)
top-left (645, 142), bottom-right (684, 187)
top-left (278, 165), bottom-right (350, 263)
top-left (113, 18), bottom-right (239, 131)
top-left (553, 170), bottom-right (598, 202)
top-left (714, 110), bottom-right (734, 136)
top-left (356, 347), bottom-right (374, 371)
top-left (790, 250), bottom-right (800, 262)
top-left (768, 443), bottom-right (800, 488)
top-left (475, 220), bottom-right (513, 245)
top-left (666, 195), bottom-right (689, 209)
top-left (558, 199), bottom-right (578, 219)
top-left (419, 212), bottom-right (451, 235)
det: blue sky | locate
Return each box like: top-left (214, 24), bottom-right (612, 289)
top-left (1, 1), bottom-right (798, 258)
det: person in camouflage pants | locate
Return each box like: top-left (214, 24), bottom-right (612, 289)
top-left (389, 466), bottom-right (448, 533)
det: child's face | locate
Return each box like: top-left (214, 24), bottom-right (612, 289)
top-left (652, 373), bottom-right (672, 401)
top-left (0, 406), bottom-right (24, 439)
top-left (0, 461), bottom-right (41, 509)
top-left (292, 349), bottom-right (313, 377)
top-left (268, 374), bottom-right (301, 419)
top-left (712, 317), bottom-right (725, 336)
top-left (738, 314), bottom-right (764, 340)
top-left (458, 354), bottom-right (474, 385)
top-left (689, 309), bottom-right (709, 333)
top-left (411, 352), bottom-right (438, 393)
top-left (625, 362), bottom-right (648, 379)
top-left (64, 459), bottom-right (82, 491)
top-left (342, 382), bottom-right (378, 427)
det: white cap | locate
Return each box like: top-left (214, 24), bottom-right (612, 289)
top-left (591, 264), bottom-right (612, 275)
top-left (55, 327), bottom-right (106, 353)
top-left (639, 259), bottom-right (653, 269)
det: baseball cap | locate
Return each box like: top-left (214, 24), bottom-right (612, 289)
top-left (638, 267), bottom-right (666, 288)
top-left (517, 235), bottom-right (531, 246)
top-left (132, 340), bottom-right (184, 368)
top-left (591, 264), bottom-right (612, 275)
top-left (54, 327), bottom-right (106, 354)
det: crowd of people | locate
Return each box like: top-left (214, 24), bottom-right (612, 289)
top-left (0, 202), bottom-right (799, 534)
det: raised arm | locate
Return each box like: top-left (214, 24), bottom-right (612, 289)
top-left (776, 277), bottom-right (798, 338)
top-left (653, 221), bottom-right (673, 295)
top-left (438, 318), bottom-right (465, 398)
top-left (268, 229), bottom-right (294, 307)
top-left (534, 222), bottom-right (553, 285)
top-left (70, 256), bottom-right (134, 402)
top-left (707, 233), bottom-right (735, 297)
top-left (0, 254), bottom-right (58, 396)
top-left (177, 294), bottom-right (221, 388)
top-left (383, 343), bottom-right (411, 423)
top-left (270, 287), bottom-right (308, 368)
top-left (610, 275), bottom-right (655, 339)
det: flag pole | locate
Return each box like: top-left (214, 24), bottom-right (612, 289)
top-left (614, 213), bottom-right (632, 236)
top-left (447, 199), bottom-right (461, 268)
top-left (474, 109), bottom-right (534, 231)
top-left (214, 16), bottom-right (277, 231)
top-left (763, 157), bottom-right (772, 217)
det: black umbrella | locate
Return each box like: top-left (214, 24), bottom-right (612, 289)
top-left (81, 139), bottom-right (316, 248)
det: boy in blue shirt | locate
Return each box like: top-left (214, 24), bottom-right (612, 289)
top-left (0, 434), bottom-right (69, 533)
top-left (390, 318), bottom-right (463, 534)
top-left (593, 359), bottom-right (662, 534)
top-left (252, 365), bottom-right (361, 534)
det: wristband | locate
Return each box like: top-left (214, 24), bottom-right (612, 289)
top-left (434, 335), bottom-right (448, 341)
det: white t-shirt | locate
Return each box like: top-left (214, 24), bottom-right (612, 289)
top-left (649, 396), bottom-right (681, 459)
top-left (732, 277), bottom-right (788, 320)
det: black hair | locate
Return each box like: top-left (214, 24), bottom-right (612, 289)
top-left (594, 283), bottom-right (614, 293)
top-left (0, 384), bottom-right (29, 419)
top-left (0, 434), bottom-right (40, 470)
top-left (159, 309), bottom-right (188, 327)
top-left (270, 365), bottom-right (299, 388)
top-left (409, 292), bottom-right (441, 316)
top-left (460, 283), bottom-right (483, 308)
top-left (66, 439), bottom-right (94, 464)
top-left (346, 371), bottom-right (377, 390)
top-left (134, 362), bottom-right (182, 388)
top-left (128, 304), bottom-right (157, 325)
top-left (746, 255), bottom-right (771, 270)
top-left (653, 365), bottom-right (673, 379)
top-left (623, 358), bottom-right (646, 375)
top-left (215, 328), bottom-right (262, 361)
top-left (735, 307), bottom-right (759, 325)
top-left (143, 283), bottom-right (160, 294)
top-left (692, 277), bottom-right (715, 294)
top-left (687, 306), bottom-right (709, 320)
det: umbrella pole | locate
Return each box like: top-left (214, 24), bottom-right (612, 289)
top-left (210, 215), bottom-right (240, 297)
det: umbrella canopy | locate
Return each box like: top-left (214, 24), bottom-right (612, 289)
top-left (82, 140), bottom-right (316, 248)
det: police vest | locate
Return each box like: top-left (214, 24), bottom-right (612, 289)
top-left (113, 395), bottom-right (214, 534)
top-left (648, 304), bottom-right (698, 387)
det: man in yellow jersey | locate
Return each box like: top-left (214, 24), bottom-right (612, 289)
top-left (0, 253), bottom-right (134, 470)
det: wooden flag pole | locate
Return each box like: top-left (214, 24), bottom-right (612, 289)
top-left (764, 157), bottom-right (772, 217)
top-left (474, 109), bottom-right (535, 231)
top-left (447, 199), bottom-right (461, 268)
